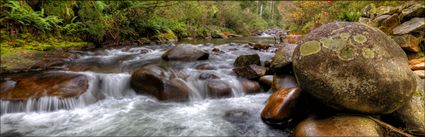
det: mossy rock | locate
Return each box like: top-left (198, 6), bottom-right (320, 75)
top-left (292, 22), bottom-right (417, 114)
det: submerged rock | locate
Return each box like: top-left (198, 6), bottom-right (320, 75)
top-left (261, 88), bottom-right (301, 126)
top-left (207, 80), bottom-right (232, 98)
top-left (161, 45), bottom-right (209, 61)
top-left (294, 115), bottom-right (383, 136)
top-left (292, 22), bottom-right (417, 114)
top-left (0, 72), bottom-right (88, 100)
top-left (130, 64), bottom-right (191, 102)
top-left (233, 54), bottom-right (261, 67)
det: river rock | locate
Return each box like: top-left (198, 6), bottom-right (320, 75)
top-left (393, 34), bottom-right (422, 53)
top-left (161, 45), bottom-right (209, 61)
top-left (292, 22), bottom-right (417, 114)
top-left (207, 80), bottom-right (232, 98)
top-left (393, 18), bottom-right (425, 35)
top-left (195, 63), bottom-right (217, 70)
top-left (414, 70), bottom-right (425, 79)
top-left (408, 57), bottom-right (425, 65)
top-left (130, 65), bottom-right (191, 102)
top-left (234, 54), bottom-right (261, 67)
top-left (411, 62), bottom-right (425, 70)
top-left (294, 115), bottom-right (382, 136)
top-left (249, 43), bottom-right (272, 50)
top-left (390, 76), bottom-right (425, 134)
top-left (233, 65), bottom-right (266, 79)
top-left (0, 72), bottom-right (88, 100)
top-left (199, 73), bottom-right (219, 80)
top-left (270, 45), bottom-right (298, 73)
top-left (240, 79), bottom-right (261, 94)
top-left (261, 88), bottom-right (301, 126)
top-left (401, 2), bottom-right (425, 21)
top-left (259, 75), bottom-right (273, 87)
top-left (272, 75), bottom-right (298, 92)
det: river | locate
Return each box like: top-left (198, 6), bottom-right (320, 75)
top-left (0, 36), bottom-right (291, 136)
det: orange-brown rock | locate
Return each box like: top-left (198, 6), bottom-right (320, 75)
top-left (261, 88), bottom-right (301, 125)
top-left (259, 75), bottom-right (273, 87)
top-left (410, 62), bottom-right (425, 70)
top-left (393, 34), bottom-right (422, 53)
top-left (408, 57), bottom-right (425, 65)
top-left (294, 115), bottom-right (382, 136)
top-left (0, 72), bottom-right (88, 100)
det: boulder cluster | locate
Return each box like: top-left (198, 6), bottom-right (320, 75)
top-left (359, 2), bottom-right (425, 79)
top-left (261, 20), bottom-right (424, 136)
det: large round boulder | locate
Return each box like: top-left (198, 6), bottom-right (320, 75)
top-left (292, 22), bottom-right (417, 114)
top-left (130, 64), bottom-right (191, 102)
top-left (0, 72), bottom-right (88, 100)
top-left (294, 115), bottom-right (383, 136)
top-left (161, 45), bottom-right (209, 61)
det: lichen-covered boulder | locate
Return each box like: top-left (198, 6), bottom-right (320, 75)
top-left (390, 76), bottom-right (425, 134)
top-left (261, 88), bottom-right (301, 126)
top-left (292, 22), bottom-right (417, 114)
top-left (0, 72), bottom-right (88, 100)
top-left (294, 115), bottom-right (383, 137)
top-left (161, 45), bottom-right (209, 61)
top-left (130, 64), bottom-right (191, 102)
top-left (234, 54), bottom-right (261, 67)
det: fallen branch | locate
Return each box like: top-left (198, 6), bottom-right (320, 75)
top-left (367, 116), bottom-right (413, 137)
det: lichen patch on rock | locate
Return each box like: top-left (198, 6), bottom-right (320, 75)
top-left (354, 34), bottom-right (367, 44)
top-left (300, 40), bottom-right (321, 56)
top-left (362, 47), bottom-right (375, 59)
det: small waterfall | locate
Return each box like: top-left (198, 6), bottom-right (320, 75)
top-left (0, 72), bottom-right (136, 115)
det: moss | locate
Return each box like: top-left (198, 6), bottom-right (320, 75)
top-left (414, 91), bottom-right (423, 97)
top-left (362, 47), bottom-right (375, 59)
top-left (320, 38), bottom-right (333, 49)
top-left (300, 41), bottom-right (321, 56)
top-left (354, 34), bottom-right (367, 44)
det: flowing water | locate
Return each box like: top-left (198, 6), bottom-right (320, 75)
top-left (0, 38), bottom-right (290, 136)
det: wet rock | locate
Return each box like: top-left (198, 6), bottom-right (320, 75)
top-left (0, 72), bottom-right (88, 100)
top-left (259, 75), bottom-right (273, 87)
top-left (240, 79), bottom-right (261, 94)
top-left (294, 115), bottom-right (382, 137)
top-left (292, 22), bottom-right (417, 114)
top-left (393, 34), bottom-right (422, 53)
top-left (393, 18), bottom-right (425, 35)
top-left (390, 76), bottom-right (425, 134)
top-left (401, 3), bottom-right (425, 21)
top-left (414, 70), bottom-right (425, 79)
top-left (207, 80), bottom-right (232, 98)
top-left (264, 60), bottom-right (271, 68)
top-left (224, 109), bottom-right (252, 123)
top-left (233, 65), bottom-right (266, 79)
top-left (261, 88), bottom-right (301, 126)
top-left (234, 54), bottom-right (261, 67)
top-left (270, 45), bottom-right (298, 73)
top-left (272, 75), bottom-right (298, 92)
top-left (212, 48), bottom-right (220, 52)
top-left (161, 45), bottom-right (209, 61)
top-left (130, 65), bottom-right (191, 102)
top-left (199, 73), bottom-right (219, 80)
top-left (411, 62), bottom-right (425, 70)
top-left (195, 63), bottom-right (217, 70)
top-left (249, 43), bottom-right (272, 50)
